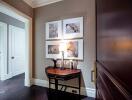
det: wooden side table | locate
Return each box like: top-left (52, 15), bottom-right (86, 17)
top-left (45, 66), bottom-right (81, 95)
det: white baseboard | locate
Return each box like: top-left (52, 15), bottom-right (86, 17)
top-left (12, 70), bottom-right (24, 77)
top-left (0, 70), bottom-right (24, 81)
top-left (32, 78), bottom-right (96, 98)
top-left (0, 73), bottom-right (12, 81)
top-left (81, 87), bottom-right (96, 98)
top-left (33, 78), bottom-right (49, 87)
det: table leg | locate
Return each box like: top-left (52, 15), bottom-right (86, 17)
top-left (55, 79), bottom-right (58, 90)
top-left (49, 78), bottom-right (51, 89)
top-left (78, 75), bottom-right (81, 95)
top-left (48, 78), bottom-right (51, 95)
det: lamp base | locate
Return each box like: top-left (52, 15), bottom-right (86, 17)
top-left (60, 67), bottom-right (65, 70)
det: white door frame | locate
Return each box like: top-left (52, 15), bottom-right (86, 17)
top-left (0, 1), bottom-right (33, 87)
top-left (0, 22), bottom-right (8, 81)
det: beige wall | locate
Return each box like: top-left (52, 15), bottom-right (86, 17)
top-left (34, 0), bottom-right (96, 89)
top-left (1, 0), bottom-right (96, 89)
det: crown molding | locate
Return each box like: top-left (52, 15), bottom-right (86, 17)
top-left (33, 0), bottom-right (63, 8)
top-left (23, 0), bottom-right (34, 8)
top-left (23, 0), bottom-right (63, 8)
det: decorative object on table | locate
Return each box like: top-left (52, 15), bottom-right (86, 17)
top-left (69, 60), bottom-right (78, 69)
top-left (63, 17), bottom-right (83, 39)
top-left (73, 60), bottom-right (78, 69)
top-left (51, 59), bottom-right (57, 68)
top-left (56, 60), bottom-right (61, 67)
top-left (46, 41), bottom-right (61, 59)
top-left (70, 60), bottom-right (74, 69)
top-left (64, 60), bottom-right (70, 68)
top-left (64, 39), bottom-right (83, 60)
top-left (46, 20), bottom-right (62, 40)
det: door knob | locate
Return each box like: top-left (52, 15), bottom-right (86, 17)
top-left (11, 57), bottom-right (15, 59)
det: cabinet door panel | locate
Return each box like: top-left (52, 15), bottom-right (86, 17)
top-left (96, 0), bottom-right (132, 99)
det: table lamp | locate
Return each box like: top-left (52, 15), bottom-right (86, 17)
top-left (59, 40), bottom-right (67, 69)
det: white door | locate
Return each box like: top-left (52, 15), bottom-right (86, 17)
top-left (9, 25), bottom-right (26, 77)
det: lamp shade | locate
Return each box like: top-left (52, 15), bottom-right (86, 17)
top-left (59, 41), bottom-right (67, 52)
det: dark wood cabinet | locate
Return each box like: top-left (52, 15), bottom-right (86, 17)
top-left (96, 0), bottom-right (132, 99)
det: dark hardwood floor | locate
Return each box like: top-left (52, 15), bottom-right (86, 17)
top-left (0, 74), bottom-right (94, 100)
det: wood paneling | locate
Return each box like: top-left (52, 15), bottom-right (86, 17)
top-left (96, 0), bottom-right (132, 99)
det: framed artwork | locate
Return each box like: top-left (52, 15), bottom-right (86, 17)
top-left (64, 39), bottom-right (83, 60)
top-left (46, 20), bottom-right (62, 40)
top-left (63, 17), bottom-right (83, 39)
top-left (46, 41), bottom-right (61, 59)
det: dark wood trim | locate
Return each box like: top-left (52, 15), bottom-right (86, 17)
top-left (95, 0), bottom-right (98, 99)
top-left (97, 61), bottom-right (132, 99)
top-left (97, 70), bottom-right (113, 100)
top-left (96, 0), bottom-right (132, 99)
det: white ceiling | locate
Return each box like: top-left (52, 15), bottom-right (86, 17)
top-left (23, 0), bottom-right (63, 8)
